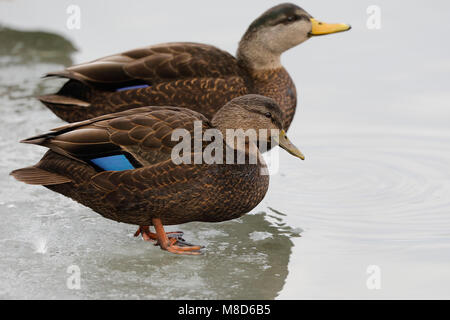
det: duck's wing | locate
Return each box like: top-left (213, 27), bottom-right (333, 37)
top-left (21, 106), bottom-right (211, 169)
top-left (40, 42), bottom-right (249, 122)
top-left (46, 42), bottom-right (245, 90)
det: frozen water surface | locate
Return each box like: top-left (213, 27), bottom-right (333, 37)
top-left (0, 0), bottom-right (449, 299)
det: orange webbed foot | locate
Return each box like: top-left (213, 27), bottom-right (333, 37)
top-left (165, 237), bottom-right (203, 255)
top-left (151, 219), bottom-right (204, 255)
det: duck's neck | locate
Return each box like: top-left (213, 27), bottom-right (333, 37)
top-left (237, 39), bottom-right (282, 71)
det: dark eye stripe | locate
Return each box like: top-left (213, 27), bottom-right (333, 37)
top-left (252, 109), bottom-right (282, 129)
top-left (280, 14), bottom-right (308, 24)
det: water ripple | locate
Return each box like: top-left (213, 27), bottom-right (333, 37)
top-left (274, 128), bottom-right (450, 245)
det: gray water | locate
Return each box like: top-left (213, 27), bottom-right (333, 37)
top-left (0, 0), bottom-right (449, 299)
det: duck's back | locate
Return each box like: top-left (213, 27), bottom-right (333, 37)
top-left (39, 42), bottom-right (298, 129)
top-left (40, 42), bottom-right (251, 123)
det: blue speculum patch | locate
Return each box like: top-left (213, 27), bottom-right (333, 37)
top-left (90, 154), bottom-right (135, 171)
top-left (115, 84), bottom-right (149, 92)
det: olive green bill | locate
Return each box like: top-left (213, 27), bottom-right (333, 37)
top-left (274, 130), bottom-right (305, 160)
top-left (310, 18), bottom-right (351, 36)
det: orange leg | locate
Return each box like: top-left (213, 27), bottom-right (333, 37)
top-left (134, 225), bottom-right (184, 243)
top-left (152, 218), bottom-right (203, 255)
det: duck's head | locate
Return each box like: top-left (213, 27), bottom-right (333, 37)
top-left (212, 94), bottom-right (305, 160)
top-left (237, 3), bottom-right (351, 70)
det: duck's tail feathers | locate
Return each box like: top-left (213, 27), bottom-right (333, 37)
top-left (39, 77), bottom-right (91, 107)
top-left (37, 94), bottom-right (91, 108)
top-left (20, 132), bottom-right (55, 146)
top-left (10, 167), bottom-right (72, 186)
top-left (38, 78), bottom-right (92, 122)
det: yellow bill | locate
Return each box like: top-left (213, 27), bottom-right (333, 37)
top-left (310, 18), bottom-right (351, 36)
top-left (274, 130), bottom-right (305, 160)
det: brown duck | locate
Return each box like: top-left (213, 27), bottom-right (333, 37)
top-left (39, 3), bottom-right (350, 128)
top-left (11, 95), bottom-right (305, 255)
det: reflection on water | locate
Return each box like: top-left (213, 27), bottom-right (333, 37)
top-left (0, 27), bottom-right (297, 299)
top-left (0, 199), bottom-right (298, 299)
top-left (70, 213), bottom-right (298, 300)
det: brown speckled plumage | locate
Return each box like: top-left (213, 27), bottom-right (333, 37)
top-left (39, 151), bottom-right (268, 226)
top-left (249, 68), bottom-right (297, 129)
top-left (40, 42), bottom-right (296, 128)
top-left (11, 98), bottom-right (278, 226)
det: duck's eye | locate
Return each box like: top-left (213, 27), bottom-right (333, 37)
top-left (284, 15), bottom-right (298, 23)
top-left (265, 112), bottom-right (272, 118)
